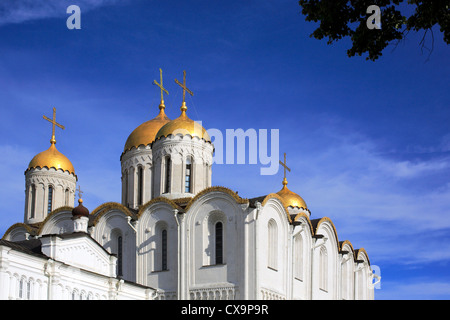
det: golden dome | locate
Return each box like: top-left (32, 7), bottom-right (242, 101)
top-left (28, 142), bottom-right (75, 175)
top-left (124, 103), bottom-right (171, 152)
top-left (276, 178), bottom-right (307, 209)
top-left (155, 102), bottom-right (211, 142)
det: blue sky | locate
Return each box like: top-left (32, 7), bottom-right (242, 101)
top-left (0, 0), bottom-right (449, 299)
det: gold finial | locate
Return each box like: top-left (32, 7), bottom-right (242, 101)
top-left (43, 107), bottom-right (65, 145)
top-left (279, 153), bottom-right (291, 187)
top-left (174, 70), bottom-right (193, 113)
top-left (153, 68), bottom-right (169, 110)
top-left (77, 185), bottom-right (83, 204)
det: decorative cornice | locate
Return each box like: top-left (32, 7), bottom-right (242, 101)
top-left (137, 197), bottom-right (184, 218)
top-left (37, 206), bottom-right (74, 234)
top-left (260, 193), bottom-right (292, 223)
top-left (2, 223), bottom-right (38, 239)
top-left (171, 197), bottom-right (193, 206)
top-left (339, 240), bottom-right (355, 254)
top-left (310, 217), bottom-right (340, 251)
top-left (354, 248), bottom-right (371, 266)
top-left (292, 212), bottom-right (313, 232)
top-left (91, 202), bottom-right (135, 226)
top-left (184, 186), bottom-right (248, 212)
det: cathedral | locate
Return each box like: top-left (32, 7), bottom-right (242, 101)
top-left (0, 70), bottom-right (375, 300)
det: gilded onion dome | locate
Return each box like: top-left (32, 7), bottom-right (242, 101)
top-left (27, 141), bottom-right (75, 175)
top-left (155, 102), bottom-right (211, 142)
top-left (276, 178), bottom-right (307, 209)
top-left (123, 103), bottom-right (171, 152)
top-left (28, 107), bottom-right (75, 175)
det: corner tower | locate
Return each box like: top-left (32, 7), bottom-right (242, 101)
top-left (24, 108), bottom-right (77, 224)
top-left (152, 70), bottom-right (214, 200)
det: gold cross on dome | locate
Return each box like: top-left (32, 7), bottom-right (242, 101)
top-left (43, 107), bottom-right (65, 144)
top-left (153, 68), bottom-right (169, 103)
top-left (174, 70), bottom-right (194, 106)
top-left (279, 153), bottom-right (291, 182)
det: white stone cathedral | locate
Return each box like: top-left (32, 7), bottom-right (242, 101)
top-left (0, 71), bottom-right (376, 300)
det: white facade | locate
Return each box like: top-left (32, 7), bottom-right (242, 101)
top-left (2, 187), bottom-right (375, 300)
top-left (24, 167), bottom-right (76, 224)
top-left (0, 234), bottom-right (154, 300)
top-left (1, 103), bottom-right (375, 300)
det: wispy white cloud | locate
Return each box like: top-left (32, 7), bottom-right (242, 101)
top-left (376, 279), bottom-right (450, 300)
top-left (281, 117), bottom-right (450, 267)
top-left (0, 0), bottom-right (121, 26)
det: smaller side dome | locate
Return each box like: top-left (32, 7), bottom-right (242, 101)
top-left (28, 142), bottom-right (75, 175)
top-left (72, 198), bottom-right (89, 217)
top-left (123, 104), bottom-right (171, 152)
top-left (276, 178), bottom-right (307, 209)
top-left (155, 103), bottom-right (210, 142)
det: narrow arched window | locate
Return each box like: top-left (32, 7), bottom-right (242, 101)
top-left (19, 278), bottom-right (24, 299)
top-left (185, 157), bottom-right (192, 193)
top-left (30, 184), bottom-right (36, 219)
top-left (47, 186), bottom-right (53, 214)
top-left (27, 280), bottom-right (32, 300)
top-left (124, 169), bottom-right (129, 206)
top-left (117, 236), bottom-right (123, 276)
top-left (164, 156), bottom-right (171, 194)
top-left (162, 229), bottom-right (168, 270)
top-left (137, 166), bottom-right (144, 206)
top-left (268, 219), bottom-right (278, 270)
top-left (215, 222), bottom-right (223, 264)
top-left (65, 188), bottom-right (70, 206)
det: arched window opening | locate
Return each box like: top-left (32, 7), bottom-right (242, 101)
top-left (65, 188), bottom-right (70, 206)
top-left (137, 166), bottom-right (144, 206)
top-left (164, 156), bottom-right (171, 194)
top-left (27, 280), bottom-right (32, 300)
top-left (124, 169), bottom-right (129, 206)
top-left (162, 229), bottom-right (168, 270)
top-left (117, 236), bottom-right (123, 277)
top-left (30, 184), bottom-right (36, 219)
top-left (215, 222), bottom-right (223, 264)
top-left (185, 157), bottom-right (192, 193)
top-left (19, 278), bottom-right (24, 299)
top-left (268, 219), bottom-right (278, 270)
top-left (47, 186), bottom-right (53, 214)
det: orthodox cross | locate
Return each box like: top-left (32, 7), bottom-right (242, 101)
top-left (153, 68), bottom-right (169, 103)
top-left (43, 107), bottom-right (65, 144)
top-left (174, 70), bottom-right (194, 106)
top-left (279, 153), bottom-right (291, 182)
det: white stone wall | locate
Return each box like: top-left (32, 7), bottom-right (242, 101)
top-left (136, 202), bottom-right (178, 292)
top-left (4, 191), bottom-right (374, 300)
top-left (120, 146), bottom-right (153, 209)
top-left (24, 168), bottom-right (76, 224)
top-left (152, 135), bottom-right (213, 200)
top-left (0, 241), bottom-right (153, 300)
top-left (91, 209), bottom-right (137, 283)
top-left (185, 191), bottom-right (245, 298)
